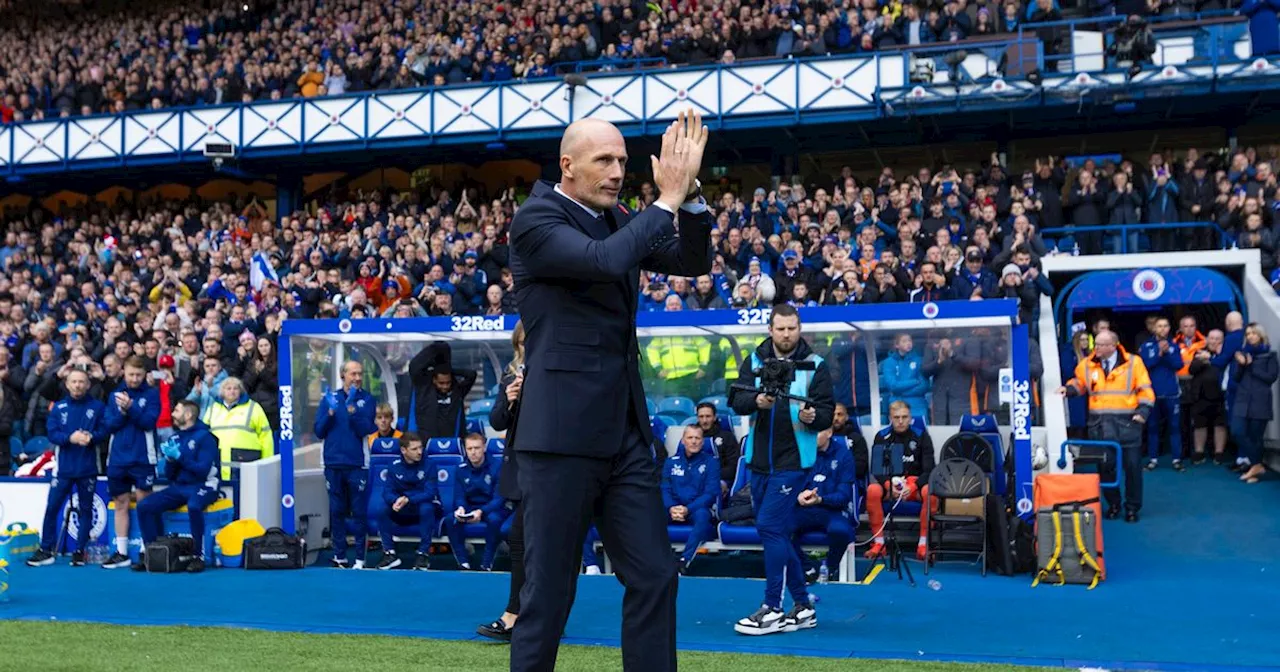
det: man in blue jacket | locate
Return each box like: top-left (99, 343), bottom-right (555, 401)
top-left (880, 333), bottom-right (929, 422)
top-left (728, 304), bottom-right (834, 636)
top-left (1139, 317), bottom-right (1185, 471)
top-left (792, 428), bottom-right (858, 581)
top-left (373, 432), bottom-right (438, 571)
top-left (28, 369), bottom-right (108, 567)
top-left (662, 425), bottom-right (719, 574)
top-left (444, 433), bottom-right (507, 570)
top-left (315, 360), bottom-right (378, 569)
top-left (102, 356), bottom-right (161, 569)
top-left (133, 400), bottom-right (221, 573)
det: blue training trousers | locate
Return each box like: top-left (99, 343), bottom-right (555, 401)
top-left (749, 470), bottom-right (809, 609)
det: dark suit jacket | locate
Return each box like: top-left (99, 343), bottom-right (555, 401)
top-left (510, 180), bottom-right (713, 458)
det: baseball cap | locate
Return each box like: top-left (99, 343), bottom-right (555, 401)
top-left (158, 354), bottom-right (175, 368)
top-left (781, 249), bottom-right (799, 260)
top-left (965, 250), bottom-right (983, 262)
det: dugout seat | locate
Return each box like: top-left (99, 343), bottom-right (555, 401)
top-left (959, 413), bottom-right (1006, 495)
top-left (469, 398), bottom-right (496, 417)
top-left (486, 438), bottom-right (506, 457)
top-left (715, 456), bottom-right (843, 547)
top-left (369, 436), bottom-right (401, 455)
top-left (656, 396), bottom-right (696, 422)
top-left (427, 437), bottom-right (462, 455)
top-left (698, 395), bottom-right (729, 413)
top-left (465, 418), bottom-right (485, 436)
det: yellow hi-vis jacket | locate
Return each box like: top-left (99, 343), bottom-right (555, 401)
top-left (646, 337), bottom-right (708, 380)
top-left (203, 397), bottom-right (275, 481)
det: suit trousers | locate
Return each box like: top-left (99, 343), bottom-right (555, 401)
top-left (504, 499), bottom-right (581, 616)
top-left (511, 429), bottom-right (678, 672)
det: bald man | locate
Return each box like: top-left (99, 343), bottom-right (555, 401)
top-left (507, 111), bottom-right (712, 672)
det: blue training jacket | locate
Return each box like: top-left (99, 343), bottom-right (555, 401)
top-left (383, 457), bottom-right (439, 506)
top-left (454, 457), bottom-right (504, 516)
top-left (164, 420), bottom-right (221, 489)
top-left (48, 394), bottom-right (108, 479)
top-left (314, 387), bottom-right (378, 468)
top-left (801, 439), bottom-right (857, 515)
top-left (661, 446), bottom-right (719, 513)
top-left (104, 382), bottom-right (161, 467)
top-left (1139, 338), bottom-right (1184, 398)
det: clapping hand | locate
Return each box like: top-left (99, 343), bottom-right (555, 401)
top-left (651, 109), bottom-right (709, 211)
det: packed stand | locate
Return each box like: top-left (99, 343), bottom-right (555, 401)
top-left (0, 0), bottom-right (1186, 122)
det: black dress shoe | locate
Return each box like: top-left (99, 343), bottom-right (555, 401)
top-left (477, 618), bottom-right (513, 642)
top-left (1104, 506), bottom-right (1121, 520)
top-left (1125, 511), bottom-right (1139, 523)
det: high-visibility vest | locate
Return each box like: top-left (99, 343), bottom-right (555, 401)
top-left (1173, 331), bottom-right (1206, 377)
top-left (203, 400), bottom-right (274, 481)
top-left (1066, 349), bottom-right (1155, 415)
top-left (645, 337), bottom-right (706, 379)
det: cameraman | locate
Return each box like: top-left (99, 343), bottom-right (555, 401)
top-left (728, 304), bottom-right (834, 637)
top-left (1108, 15), bottom-right (1155, 77)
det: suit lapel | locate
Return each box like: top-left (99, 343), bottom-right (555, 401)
top-left (540, 183), bottom-right (611, 241)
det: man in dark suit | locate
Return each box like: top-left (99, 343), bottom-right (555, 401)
top-left (508, 110), bottom-right (712, 672)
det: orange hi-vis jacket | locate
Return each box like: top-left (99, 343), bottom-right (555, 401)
top-left (1065, 349), bottom-right (1155, 422)
top-left (1173, 330), bottom-right (1206, 377)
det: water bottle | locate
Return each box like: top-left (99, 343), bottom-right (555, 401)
top-left (1071, 242), bottom-right (1080, 256)
top-left (927, 579), bottom-right (942, 591)
top-left (817, 563), bottom-right (829, 584)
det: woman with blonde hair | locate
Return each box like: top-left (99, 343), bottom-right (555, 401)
top-left (1229, 323), bottom-right (1277, 483)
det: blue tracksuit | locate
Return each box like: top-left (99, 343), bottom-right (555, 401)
top-left (1214, 328), bottom-right (1246, 414)
top-left (374, 457), bottom-right (440, 554)
top-left (315, 387), bottom-right (378, 562)
top-left (104, 382), bottom-right (161, 497)
top-left (791, 440), bottom-right (857, 573)
top-left (661, 446), bottom-right (718, 564)
top-left (1139, 338), bottom-right (1184, 460)
top-left (137, 420), bottom-right (221, 555)
top-left (40, 394), bottom-right (108, 553)
top-left (880, 350), bottom-right (930, 421)
top-left (444, 456), bottom-right (507, 567)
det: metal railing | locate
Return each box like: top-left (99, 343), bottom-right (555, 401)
top-left (1039, 221), bottom-right (1230, 255)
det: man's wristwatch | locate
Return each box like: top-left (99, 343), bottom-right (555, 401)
top-left (685, 179), bottom-right (703, 204)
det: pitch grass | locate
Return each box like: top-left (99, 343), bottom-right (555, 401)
top-left (0, 621), bottom-right (1051, 671)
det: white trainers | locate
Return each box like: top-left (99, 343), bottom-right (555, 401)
top-left (782, 603), bottom-right (817, 632)
top-left (734, 605), bottom-right (787, 636)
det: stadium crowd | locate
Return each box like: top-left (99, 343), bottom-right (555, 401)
top-left (0, 142), bottom-right (1273, 475)
top-left (0, 0), bottom-right (1227, 121)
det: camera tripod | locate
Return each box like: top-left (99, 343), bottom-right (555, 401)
top-left (873, 508), bottom-right (917, 587)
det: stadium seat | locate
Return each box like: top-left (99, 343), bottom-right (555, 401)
top-left (9, 436), bottom-right (22, 462)
top-left (701, 437), bottom-right (718, 458)
top-left (959, 413), bottom-right (1006, 495)
top-left (912, 416), bottom-right (928, 436)
top-left (714, 455), bottom-right (844, 547)
top-left (427, 437), bottom-right (462, 455)
top-left (432, 457), bottom-right (490, 541)
top-left (369, 436), bottom-right (401, 455)
top-left (645, 398), bottom-right (658, 416)
top-left (469, 398), bottom-right (496, 417)
top-left (654, 412), bottom-right (685, 428)
top-left (465, 418), bottom-right (485, 436)
top-left (486, 438), bottom-right (506, 457)
top-left (24, 435), bottom-right (50, 456)
top-left (656, 396), bottom-right (696, 422)
top-left (680, 416), bottom-right (698, 426)
top-left (698, 395), bottom-right (729, 412)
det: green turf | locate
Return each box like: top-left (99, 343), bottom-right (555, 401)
top-left (0, 621), bottom-right (1051, 671)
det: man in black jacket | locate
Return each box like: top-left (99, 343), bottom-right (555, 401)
top-left (408, 341), bottom-right (477, 438)
top-left (864, 401), bottom-right (936, 562)
top-left (728, 304), bottom-right (834, 636)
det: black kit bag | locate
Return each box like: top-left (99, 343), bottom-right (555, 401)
top-left (243, 527), bottom-right (307, 569)
top-left (145, 535), bottom-right (196, 573)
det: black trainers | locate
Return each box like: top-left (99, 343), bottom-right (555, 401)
top-left (1172, 460), bottom-right (1186, 472)
top-left (1125, 511), bottom-right (1140, 523)
top-left (803, 567), bottom-right (819, 585)
top-left (1104, 506), bottom-right (1121, 520)
top-left (376, 553), bottom-right (402, 570)
top-left (734, 605), bottom-right (786, 636)
top-left (1192, 454), bottom-right (1206, 466)
top-left (414, 552), bottom-right (431, 571)
top-left (131, 560), bottom-right (147, 572)
top-left (102, 552), bottom-right (131, 569)
top-left (186, 557), bottom-right (206, 573)
top-left (330, 557), bottom-right (350, 569)
top-left (26, 549), bottom-right (54, 567)
top-left (782, 603), bottom-right (817, 632)
top-left (70, 551), bottom-right (86, 566)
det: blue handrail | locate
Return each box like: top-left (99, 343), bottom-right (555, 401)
top-left (1058, 439), bottom-right (1122, 489)
top-left (1039, 221), bottom-right (1230, 255)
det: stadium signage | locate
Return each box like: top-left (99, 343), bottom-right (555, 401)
top-left (736, 308), bottom-right (772, 326)
top-left (279, 385), bottom-right (294, 441)
top-left (450, 316), bottom-right (506, 332)
top-left (1012, 380), bottom-right (1032, 442)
